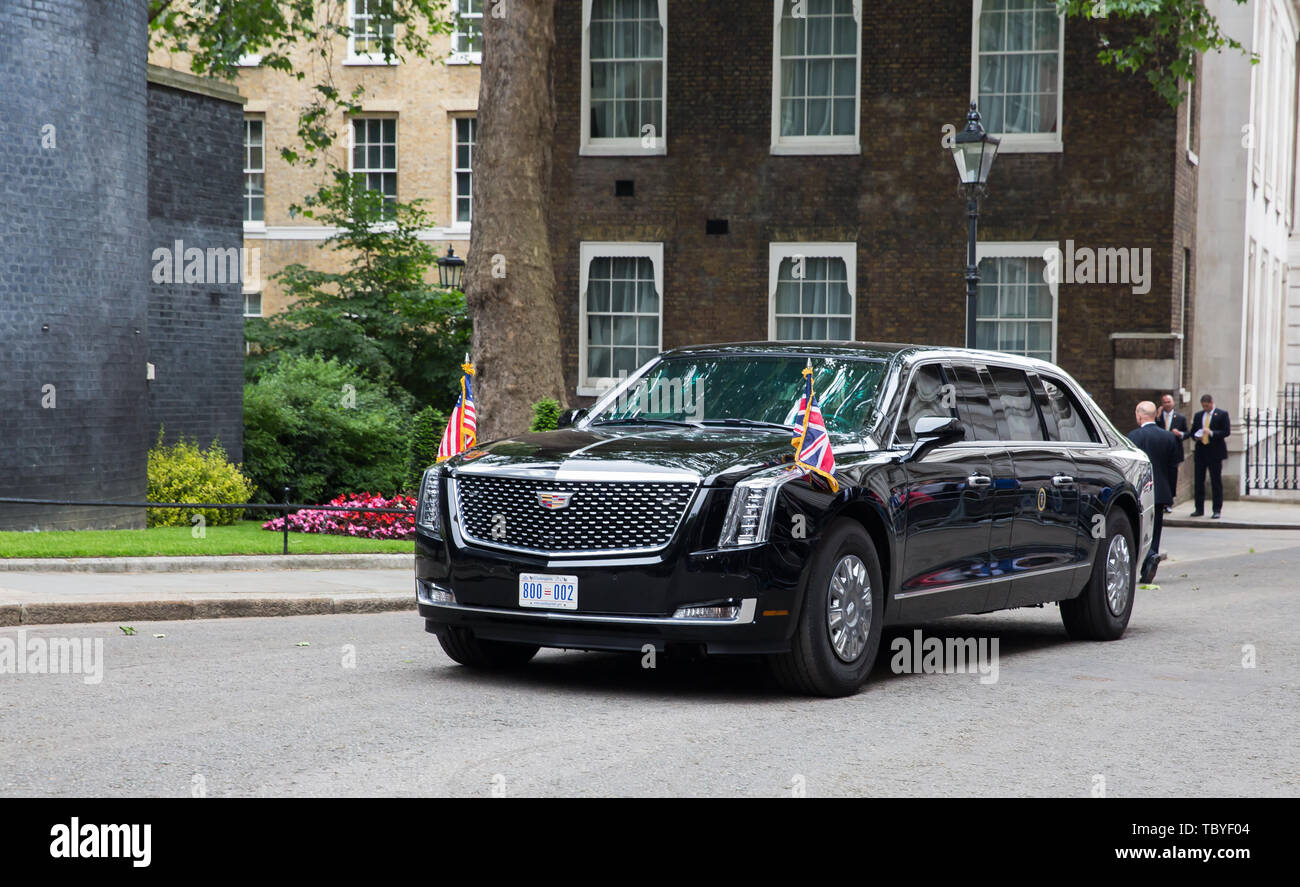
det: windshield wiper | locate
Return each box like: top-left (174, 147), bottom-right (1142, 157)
top-left (589, 417), bottom-right (703, 428)
top-left (699, 418), bottom-right (797, 433)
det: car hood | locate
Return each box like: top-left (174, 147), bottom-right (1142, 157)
top-left (448, 427), bottom-right (871, 486)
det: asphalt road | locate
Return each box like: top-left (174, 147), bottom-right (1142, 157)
top-left (2, 527), bottom-right (1296, 797)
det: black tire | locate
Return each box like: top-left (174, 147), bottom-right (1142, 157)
top-left (768, 520), bottom-right (884, 697)
top-left (437, 625), bottom-right (539, 669)
top-left (1060, 508), bottom-right (1135, 641)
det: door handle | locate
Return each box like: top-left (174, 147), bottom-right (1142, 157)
top-left (967, 474), bottom-right (992, 487)
top-left (1052, 474), bottom-right (1074, 487)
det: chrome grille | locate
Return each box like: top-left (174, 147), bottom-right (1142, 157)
top-left (453, 475), bottom-right (697, 554)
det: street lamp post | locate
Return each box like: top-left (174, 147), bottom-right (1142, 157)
top-left (437, 246), bottom-right (466, 290)
top-left (949, 103), bottom-right (1000, 349)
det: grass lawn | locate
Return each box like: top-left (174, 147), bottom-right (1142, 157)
top-left (0, 520), bottom-right (413, 558)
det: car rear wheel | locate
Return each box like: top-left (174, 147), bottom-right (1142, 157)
top-left (1060, 509), bottom-right (1135, 641)
top-left (768, 520), bottom-right (884, 697)
top-left (437, 625), bottom-right (539, 669)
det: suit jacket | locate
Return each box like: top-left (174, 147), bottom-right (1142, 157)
top-left (1159, 409), bottom-right (1188, 465)
top-left (1191, 408), bottom-right (1231, 462)
top-left (1129, 423), bottom-right (1181, 505)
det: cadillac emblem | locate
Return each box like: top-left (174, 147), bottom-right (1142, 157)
top-left (538, 491), bottom-right (573, 510)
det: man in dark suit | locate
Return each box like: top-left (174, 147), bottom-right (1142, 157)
top-left (1157, 393), bottom-right (1188, 513)
top-left (1129, 401), bottom-right (1180, 577)
top-left (1190, 393), bottom-right (1231, 518)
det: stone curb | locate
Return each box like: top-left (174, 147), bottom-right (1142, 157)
top-left (0, 553), bottom-right (413, 573)
top-left (0, 596), bottom-right (414, 627)
top-left (1163, 519), bottom-right (1300, 531)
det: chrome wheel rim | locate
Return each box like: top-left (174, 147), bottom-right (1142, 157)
top-left (1105, 534), bottom-right (1132, 616)
top-left (826, 555), bottom-right (872, 663)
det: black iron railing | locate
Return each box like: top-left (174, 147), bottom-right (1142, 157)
top-left (0, 488), bottom-right (416, 555)
top-left (1243, 383), bottom-right (1300, 493)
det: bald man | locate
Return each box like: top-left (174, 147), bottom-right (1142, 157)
top-left (1129, 401), bottom-right (1181, 578)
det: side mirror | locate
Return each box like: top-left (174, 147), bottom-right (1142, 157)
top-left (556, 408), bottom-right (587, 429)
top-left (903, 416), bottom-right (964, 462)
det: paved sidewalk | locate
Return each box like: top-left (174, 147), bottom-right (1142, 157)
top-left (1164, 497), bottom-right (1300, 530)
top-left (0, 553), bottom-right (411, 573)
top-left (0, 567), bottom-right (414, 626)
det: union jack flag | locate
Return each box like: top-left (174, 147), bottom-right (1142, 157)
top-left (437, 362), bottom-right (477, 462)
top-left (790, 365), bottom-right (839, 493)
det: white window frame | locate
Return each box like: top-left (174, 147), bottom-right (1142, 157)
top-left (243, 117), bottom-right (266, 231)
top-left (770, 0), bottom-right (862, 156)
top-left (974, 241), bottom-right (1059, 362)
top-left (450, 115), bottom-right (476, 231)
top-left (578, 241), bottom-right (664, 395)
top-left (243, 292), bottom-right (263, 317)
top-left (348, 116), bottom-right (398, 217)
top-left (579, 0), bottom-right (668, 157)
top-left (235, 53), bottom-right (262, 67)
top-left (767, 242), bottom-right (857, 341)
top-left (969, 0), bottom-right (1064, 154)
top-left (346, 0), bottom-right (398, 65)
top-left (449, 0), bottom-right (483, 64)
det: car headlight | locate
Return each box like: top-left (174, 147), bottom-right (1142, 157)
top-left (417, 468), bottom-right (443, 538)
top-left (719, 471), bottom-right (795, 548)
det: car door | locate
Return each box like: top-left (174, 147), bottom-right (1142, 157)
top-left (894, 362), bottom-right (995, 620)
top-left (1036, 371), bottom-right (1116, 596)
top-left (953, 362), bottom-right (1019, 605)
top-left (984, 364), bottom-right (1081, 609)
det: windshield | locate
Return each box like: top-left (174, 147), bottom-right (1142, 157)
top-left (587, 354), bottom-right (887, 434)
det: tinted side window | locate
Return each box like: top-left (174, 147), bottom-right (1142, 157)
top-left (894, 364), bottom-right (953, 445)
top-left (949, 363), bottom-right (998, 441)
top-left (988, 365), bottom-right (1045, 441)
top-left (1041, 375), bottom-right (1098, 443)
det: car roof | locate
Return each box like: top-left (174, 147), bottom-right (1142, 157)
top-left (661, 341), bottom-right (931, 361)
top-left (659, 340), bottom-right (1058, 371)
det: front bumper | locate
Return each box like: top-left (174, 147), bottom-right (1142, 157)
top-left (415, 531), bottom-right (805, 655)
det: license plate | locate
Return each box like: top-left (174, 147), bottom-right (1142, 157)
top-left (518, 573), bottom-right (578, 611)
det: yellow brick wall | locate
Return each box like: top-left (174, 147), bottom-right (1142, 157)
top-left (149, 22), bottom-right (479, 317)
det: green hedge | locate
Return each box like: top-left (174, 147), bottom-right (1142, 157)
top-left (243, 354), bottom-right (412, 504)
top-left (530, 398), bottom-right (561, 432)
top-left (407, 405), bottom-right (448, 491)
top-left (146, 433), bottom-right (256, 527)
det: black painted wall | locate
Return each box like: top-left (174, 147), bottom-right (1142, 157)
top-left (0, 1), bottom-right (246, 532)
top-left (0, 0), bottom-right (150, 531)
top-left (146, 82), bottom-right (246, 465)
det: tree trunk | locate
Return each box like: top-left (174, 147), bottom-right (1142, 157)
top-left (465, 0), bottom-right (566, 440)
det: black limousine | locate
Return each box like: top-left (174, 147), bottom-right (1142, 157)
top-left (415, 342), bottom-right (1154, 696)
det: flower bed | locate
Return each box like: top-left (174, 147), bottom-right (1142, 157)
top-left (262, 492), bottom-right (416, 540)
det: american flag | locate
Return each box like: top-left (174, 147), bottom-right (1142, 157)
top-left (437, 362), bottom-right (477, 462)
top-left (791, 366), bottom-right (839, 493)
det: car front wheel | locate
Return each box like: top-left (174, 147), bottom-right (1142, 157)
top-left (436, 625), bottom-right (540, 669)
top-left (768, 520), bottom-right (884, 697)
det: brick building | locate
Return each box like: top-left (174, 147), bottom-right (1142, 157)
top-left (548, 0), bottom-right (1202, 434)
top-left (166, 0), bottom-right (485, 320)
